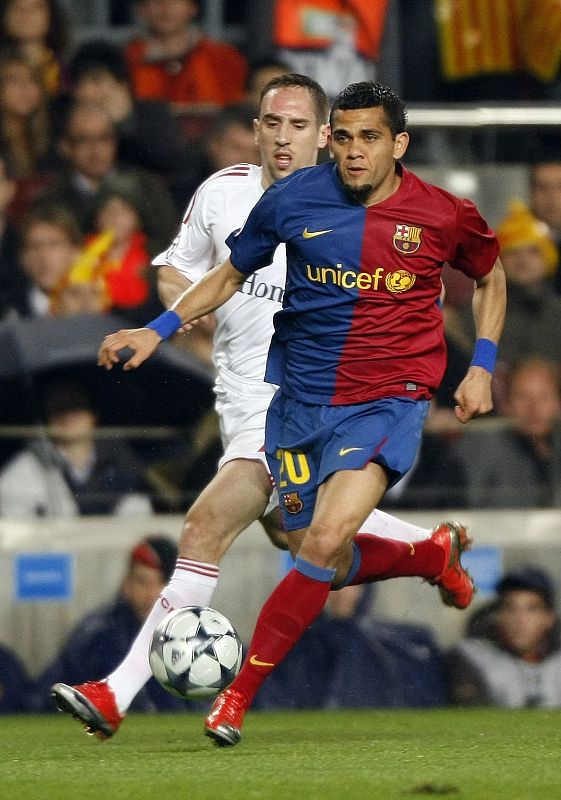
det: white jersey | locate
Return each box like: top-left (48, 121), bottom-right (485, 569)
top-left (153, 163), bottom-right (285, 382)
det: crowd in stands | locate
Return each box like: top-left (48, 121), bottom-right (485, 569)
top-left (1, 0), bottom-right (561, 713)
top-left (3, 544), bottom-right (560, 714)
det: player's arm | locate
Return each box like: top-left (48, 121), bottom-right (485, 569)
top-left (454, 258), bottom-right (507, 423)
top-left (157, 263), bottom-right (193, 308)
top-left (157, 263), bottom-right (211, 333)
top-left (98, 258), bottom-right (245, 370)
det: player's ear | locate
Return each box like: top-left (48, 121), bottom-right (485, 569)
top-left (327, 128), bottom-right (335, 158)
top-left (394, 131), bottom-right (409, 160)
top-left (317, 123), bottom-right (330, 150)
top-left (253, 118), bottom-right (260, 146)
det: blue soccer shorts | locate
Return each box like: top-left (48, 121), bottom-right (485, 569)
top-left (265, 391), bottom-right (430, 531)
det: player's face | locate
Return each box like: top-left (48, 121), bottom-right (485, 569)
top-left (329, 106), bottom-right (409, 205)
top-left (255, 86), bottom-right (328, 188)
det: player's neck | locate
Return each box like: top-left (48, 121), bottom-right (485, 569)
top-left (363, 169), bottom-right (402, 207)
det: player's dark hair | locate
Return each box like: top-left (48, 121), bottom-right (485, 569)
top-left (330, 82), bottom-right (407, 138)
top-left (260, 73), bottom-right (330, 125)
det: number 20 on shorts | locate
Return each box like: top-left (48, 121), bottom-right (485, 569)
top-left (276, 449), bottom-right (311, 488)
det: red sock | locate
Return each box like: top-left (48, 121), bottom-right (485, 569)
top-left (230, 567), bottom-right (331, 705)
top-left (349, 533), bottom-right (446, 585)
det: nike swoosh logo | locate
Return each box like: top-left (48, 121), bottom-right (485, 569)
top-left (303, 227), bottom-right (333, 238)
top-left (339, 447), bottom-right (364, 456)
top-left (249, 654), bottom-right (275, 667)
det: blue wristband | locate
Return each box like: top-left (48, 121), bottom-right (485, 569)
top-left (470, 338), bottom-right (497, 374)
top-left (146, 309), bottom-right (182, 340)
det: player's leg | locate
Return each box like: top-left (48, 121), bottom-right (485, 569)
top-left (287, 510), bottom-right (473, 609)
top-left (360, 507), bottom-right (430, 541)
top-left (205, 395), bottom-right (472, 745)
top-left (260, 507), bottom-right (289, 550)
top-left (205, 461), bottom-right (388, 746)
top-left (340, 417), bottom-right (473, 606)
top-left (52, 457), bottom-right (273, 738)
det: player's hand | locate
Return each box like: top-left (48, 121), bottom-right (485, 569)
top-left (453, 366), bottom-right (494, 424)
top-left (97, 327), bottom-right (162, 371)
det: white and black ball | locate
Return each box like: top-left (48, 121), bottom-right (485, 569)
top-left (149, 606), bottom-right (243, 700)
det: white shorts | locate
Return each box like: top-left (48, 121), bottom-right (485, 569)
top-left (214, 368), bottom-right (278, 515)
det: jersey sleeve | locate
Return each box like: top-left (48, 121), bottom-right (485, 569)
top-left (448, 198), bottom-right (500, 279)
top-left (225, 183), bottom-right (283, 275)
top-left (151, 185), bottom-right (218, 283)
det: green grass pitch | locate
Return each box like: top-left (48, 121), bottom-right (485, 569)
top-left (2, 709), bottom-right (560, 799)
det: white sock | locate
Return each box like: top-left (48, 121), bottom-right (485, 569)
top-left (107, 559), bottom-right (219, 714)
top-left (359, 508), bottom-right (430, 542)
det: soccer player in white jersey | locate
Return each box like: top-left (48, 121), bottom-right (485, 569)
top-left (52, 74), bottom-right (473, 739)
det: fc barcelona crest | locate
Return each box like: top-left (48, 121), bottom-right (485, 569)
top-left (393, 223), bottom-right (422, 254)
top-left (282, 492), bottom-right (304, 514)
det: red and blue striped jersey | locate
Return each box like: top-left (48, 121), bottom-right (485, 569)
top-left (227, 162), bottom-right (499, 405)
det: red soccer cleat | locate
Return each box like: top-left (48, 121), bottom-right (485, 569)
top-left (204, 687), bottom-right (248, 747)
top-left (51, 680), bottom-right (124, 740)
top-left (429, 521), bottom-right (475, 610)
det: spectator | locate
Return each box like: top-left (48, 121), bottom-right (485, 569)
top-left (446, 566), bottom-right (561, 707)
top-left (0, 148), bottom-right (22, 310)
top-left (0, 380), bottom-right (153, 517)
top-left (0, 0), bottom-right (70, 96)
top-left (49, 232), bottom-right (112, 318)
top-left (66, 40), bottom-right (190, 190)
top-left (0, 642), bottom-right (34, 712)
top-left (203, 102), bottom-right (260, 173)
top-left (0, 49), bottom-right (56, 179)
top-left (83, 176), bottom-right (161, 324)
top-left (166, 101), bottom-right (261, 206)
top-left (125, 0), bottom-right (248, 110)
top-left (529, 160), bottom-right (561, 294)
top-left (496, 199), bottom-right (561, 366)
top-left (453, 357), bottom-right (561, 508)
top-left (460, 199), bottom-right (561, 368)
top-left (271, 0), bottom-right (389, 100)
top-left (37, 535), bottom-right (188, 712)
top-left (37, 101), bottom-right (178, 246)
top-left (243, 56), bottom-right (291, 106)
top-left (2, 204), bottom-right (82, 320)
top-left (255, 583), bottom-right (446, 710)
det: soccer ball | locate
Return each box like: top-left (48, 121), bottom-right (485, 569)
top-left (149, 606), bottom-right (243, 700)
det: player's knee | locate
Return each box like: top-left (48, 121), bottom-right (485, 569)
top-left (303, 520), bottom-right (349, 565)
top-left (179, 510), bottom-right (229, 561)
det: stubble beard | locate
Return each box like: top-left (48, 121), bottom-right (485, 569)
top-left (342, 181), bottom-right (374, 205)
